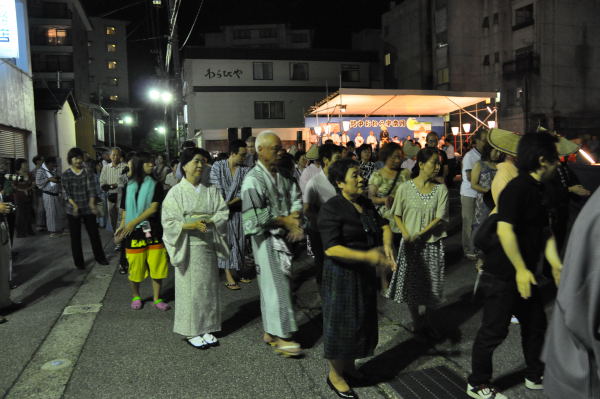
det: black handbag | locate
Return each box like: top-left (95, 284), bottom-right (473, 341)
top-left (473, 213), bottom-right (500, 254)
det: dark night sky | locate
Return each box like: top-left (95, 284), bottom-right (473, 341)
top-left (80, 0), bottom-right (387, 143)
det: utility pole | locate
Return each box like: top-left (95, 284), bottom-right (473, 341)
top-left (167, 0), bottom-right (184, 147)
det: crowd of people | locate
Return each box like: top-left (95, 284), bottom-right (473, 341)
top-left (0, 127), bottom-right (598, 399)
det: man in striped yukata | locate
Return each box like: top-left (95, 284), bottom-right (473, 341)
top-left (35, 156), bottom-right (65, 237)
top-left (99, 147), bottom-right (127, 232)
top-left (209, 139), bottom-right (250, 290)
top-left (241, 131), bottom-right (304, 357)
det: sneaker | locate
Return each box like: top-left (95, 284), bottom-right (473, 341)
top-left (524, 377), bottom-right (543, 390)
top-left (467, 383), bottom-right (508, 399)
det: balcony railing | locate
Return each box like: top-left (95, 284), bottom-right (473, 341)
top-left (502, 53), bottom-right (540, 79)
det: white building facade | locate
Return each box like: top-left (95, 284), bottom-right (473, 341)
top-left (182, 47), bottom-right (376, 146)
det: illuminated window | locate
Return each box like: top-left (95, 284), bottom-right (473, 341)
top-left (109, 95), bottom-right (119, 101)
top-left (107, 61), bottom-right (117, 70)
top-left (384, 53), bottom-right (391, 66)
top-left (106, 26), bottom-right (116, 35)
top-left (107, 43), bottom-right (117, 52)
top-left (46, 28), bottom-right (68, 45)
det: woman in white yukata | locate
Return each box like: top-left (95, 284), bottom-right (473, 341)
top-left (162, 148), bottom-right (229, 350)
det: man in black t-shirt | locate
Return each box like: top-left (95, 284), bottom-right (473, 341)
top-left (467, 132), bottom-right (563, 399)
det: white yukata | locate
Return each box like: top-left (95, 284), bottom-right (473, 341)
top-left (241, 161), bottom-right (303, 338)
top-left (162, 179), bottom-right (229, 337)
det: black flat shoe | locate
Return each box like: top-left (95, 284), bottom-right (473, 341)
top-left (95, 258), bottom-right (109, 265)
top-left (327, 377), bottom-right (359, 399)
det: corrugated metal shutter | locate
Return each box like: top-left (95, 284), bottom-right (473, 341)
top-left (0, 129), bottom-right (26, 159)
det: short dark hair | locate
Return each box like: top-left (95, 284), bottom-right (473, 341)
top-left (67, 147), bottom-right (84, 165)
top-left (328, 158), bottom-right (359, 192)
top-left (197, 148), bottom-right (212, 164)
top-left (180, 148), bottom-right (203, 177)
top-left (14, 158), bottom-right (27, 171)
top-left (347, 140), bottom-right (355, 149)
top-left (229, 139), bottom-right (247, 155)
top-left (379, 142), bottom-right (402, 163)
top-left (45, 156), bottom-right (57, 166)
top-left (293, 150), bottom-right (306, 163)
top-left (181, 140), bottom-right (196, 150)
top-left (130, 151), bottom-right (155, 185)
top-left (471, 129), bottom-right (488, 144)
top-left (125, 151), bottom-right (137, 162)
top-left (33, 155), bottom-right (44, 164)
top-left (356, 144), bottom-right (372, 158)
top-left (170, 159), bottom-right (179, 168)
top-left (516, 132), bottom-right (559, 173)
top-left (411, 147), bottom-right (440, 178)
top-left (318, 143), bottom-right (342, 163)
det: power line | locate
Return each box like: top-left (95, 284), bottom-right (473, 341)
top-left (179, 0), bottom-right (205, 50)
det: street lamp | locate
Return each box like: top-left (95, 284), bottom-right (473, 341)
top-left (155, 126), bottom-right (166, 135)
top-left (148, 88), bottom-right (173, 104)
top-left (122, 114), bottom-right (133, 125)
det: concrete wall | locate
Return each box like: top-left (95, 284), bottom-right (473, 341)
top-left (35, 102), bottom-right (76, 171)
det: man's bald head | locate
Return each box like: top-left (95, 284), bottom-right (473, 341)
top-left (256, 131), bottom-right (282, 169)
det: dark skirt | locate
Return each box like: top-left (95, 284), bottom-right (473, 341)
top-left (322, 257), bottom-right (378, 360)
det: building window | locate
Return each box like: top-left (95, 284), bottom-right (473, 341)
top-left (233, 29), bottom-right (251, 39)
top-left (482, 16), bottom-right (489, 28)
top-left (514, 4), bottom-right (534, 29)
top-left (436, 30), bottom-right (448, 48)
top-left (437, 67), bottom-right (449, 84)
top-left (46, 28), bottom-right (68, 45)
top-left (107, 43), bottom-right (117, 52)
top-left (493, 13), bottom-right (499, 25)
top-left (88, 57), bottom-right (93, 64)
top-left (87, 41), bottom-right (92, 47)
top-left (110, 77), bottom-right (119, 86)
top-left (494, 52), bottom-right (500, 63)
top-left (483, 55), bottom-right (490, 66)
top-left (259, 28), bottom-right (277, 39)
top-left (384, 53), bottom-right (391, 66)
top-left (107, 61), bottom-right (117, 70)
top-left (341, 64), bottom-right (360, 82)
top-left (106, 26), bottom-right (116, 35)
top-left (109, 95), bottom-right (119, 101)
top-left (253, 62), bottom-right (273, 80)
top-left (254, 101), bottom-right (284, 119)
top-left (290, 62), bottom-right (308, 80)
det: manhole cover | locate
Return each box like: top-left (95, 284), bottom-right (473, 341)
top-left (41, 359), bottom-right (72, 371)
top-left (388, 366), bottom-right (470, 399)
top-left (62, 304), bottom-right (102, 315)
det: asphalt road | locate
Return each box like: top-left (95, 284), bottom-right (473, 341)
top-left (1, 192), bottom-right (551, 399)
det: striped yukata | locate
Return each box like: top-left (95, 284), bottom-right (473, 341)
top-left (99, 162), bottom-right (127, 230)
top-left (241, 161), bottom-right (302, 338)
top-left (209, 159), bottom-right (249, 271)
top-left (35, 164), bottom-right (64, 233)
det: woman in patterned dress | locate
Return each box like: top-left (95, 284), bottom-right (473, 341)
top-left (470, 145), bottom-right (501, 268)
top-left (386, 147), bottom-right (449, 335)
top-left (368, 142), bottom-right (410, 290)
top-left (319, 158), bottom-right (396, 398)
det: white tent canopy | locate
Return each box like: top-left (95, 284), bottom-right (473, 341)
top-left (307, 88), bottom-right (497, 117)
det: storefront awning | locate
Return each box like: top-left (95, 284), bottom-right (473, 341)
top-left (307, 88), bottom-right (497, 116)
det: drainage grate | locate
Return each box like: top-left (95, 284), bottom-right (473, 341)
top-left (388, 366), bottom-right (470, 399)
